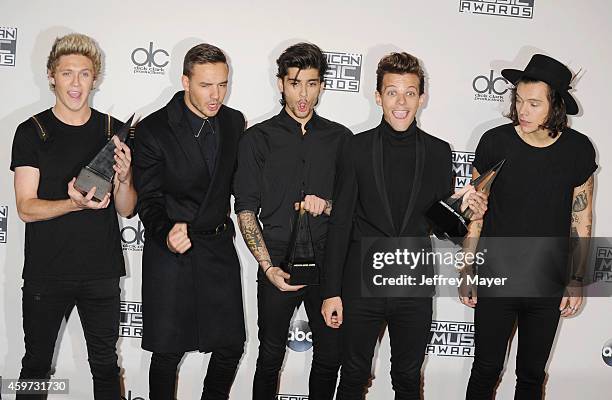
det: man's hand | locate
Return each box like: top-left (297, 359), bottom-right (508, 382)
top-left (112, 136), bottom-right (132, 184)
top-left (67, 178), bottom-right (110, 210)
top-left (166, 222), bottom-right (192, 254)
top-left (321, 296), bottom-right (343, 328)
top-left (295, 194), bottom-right (327, 217)
top-left (453, 184), bottom-right (488, 221)
top-left (265, 266), bottom-right (305, 292)
top-left (559, 285), bottom-right (583, 317)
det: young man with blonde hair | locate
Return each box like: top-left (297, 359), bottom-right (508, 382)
top-left (10, 33), bottom-right (136, 399)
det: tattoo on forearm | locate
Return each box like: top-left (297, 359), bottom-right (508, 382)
top-left (586, 224), bottom-right (592, 237)
top-left (572, 190), bottom-right (587, 212)
top-left (571, 212), bottom-right (580, 224)
top-left (237, 211), bottom-right (271, 267)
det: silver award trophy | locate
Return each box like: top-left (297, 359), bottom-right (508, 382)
top-left (74, 114), bottom-right (134, 202)
top-left (426, 159), bottom-right (505, 244)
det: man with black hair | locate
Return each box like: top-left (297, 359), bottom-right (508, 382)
top-left (134, 43), bottom-right (246, 400)
top-left (462, 54), bottom-right (597, 400)
top-left (234, 42), bottom-right (352, 400)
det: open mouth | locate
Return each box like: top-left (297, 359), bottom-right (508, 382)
top-left (392, 110), bottom-right (409, 119)
top-left (68, 90), bottom-right (81, 100)
top-left (207, 103), bottom-right (219, 112)
top-left (297, 101), bottom-right (308, 113)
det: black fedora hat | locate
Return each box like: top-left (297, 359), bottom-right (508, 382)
top-left (502, 54), bottom-right (579, 115)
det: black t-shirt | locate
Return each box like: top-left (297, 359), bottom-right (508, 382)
top-left (10, 108), bottom-right (126, 280)
top-left (473, 123), bottom-right (597, 237)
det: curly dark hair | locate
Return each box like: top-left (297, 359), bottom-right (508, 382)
top-left (506, 77), bottom-right (568, 138)
top-left (376, 52), bottom-right (425, 95)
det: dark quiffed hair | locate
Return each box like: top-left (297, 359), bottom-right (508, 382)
top-left (506, 77), bottom-right (567, 138)
top-left (183, 43), bottom-right (227, 77)
top-left (276, 42), bottom-right (328, 82)
top-left (376, 52), bottom-right (425, 95)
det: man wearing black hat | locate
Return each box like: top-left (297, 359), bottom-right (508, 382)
top-left (461, 54), bottom-right (597, 399)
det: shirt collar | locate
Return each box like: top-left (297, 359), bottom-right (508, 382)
top-left (278, 107), bottom-right (320, 132)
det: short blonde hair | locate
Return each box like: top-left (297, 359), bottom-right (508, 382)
top-left (47, 33), bottom-right (102, 87)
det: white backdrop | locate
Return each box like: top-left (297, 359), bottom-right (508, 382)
top-left (1, 1), bottom-right (611, 398)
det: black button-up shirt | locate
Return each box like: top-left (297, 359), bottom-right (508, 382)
top-left (234, 108), bottom-right (352, 244)
top-left (184, 103), bottom-right (219, 176)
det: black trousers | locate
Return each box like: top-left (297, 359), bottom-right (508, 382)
top-left (253, 267), bottom-right (341, 400)
top-left (336, 297), bottom-right (432, 400)
top-left (18, 278), bottom-right (120, 400)
top-left (149, 345), bottom-right (243, 400)
top-left (466, 297), bottom-right (562, 400)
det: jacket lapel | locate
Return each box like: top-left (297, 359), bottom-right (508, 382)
top-left (167, 92), bottom-right (207, 170)
top-left (372, 129), bottom-right (396, 236)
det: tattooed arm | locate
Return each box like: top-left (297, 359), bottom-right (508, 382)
top-left (237, 210), bottom-right (304, 291)
top-left (459, 169), bottom-right (484, 308)
top-left (561, 175), bottom-right (594, 317)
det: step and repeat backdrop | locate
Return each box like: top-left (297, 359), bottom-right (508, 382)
top-left (1, 1), bottom-right (611, 398)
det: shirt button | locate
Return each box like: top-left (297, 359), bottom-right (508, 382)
top-left (302, 159), bottom-right (306, 164)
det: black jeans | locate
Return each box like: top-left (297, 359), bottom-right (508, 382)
top-left (252, 278), bottom-right (341, 400)
top-left (336, 297), bottom-right (433, 400)
top-left (18, 278), bottom-right (121, 400)
top-left (149, 345), bottom-right (243, 400)
top-left (466, 297), bottom-right (562, 400)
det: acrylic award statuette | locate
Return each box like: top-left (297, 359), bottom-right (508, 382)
top-left (426, 159), bottom-right (505, 244)
top-left (280, 203), bottom-right (320, 285)
top-left (74, 114), bottom-right (135, 202)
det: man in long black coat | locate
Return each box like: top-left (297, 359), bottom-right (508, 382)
top-left (134, 43), bottom-right (246, 400)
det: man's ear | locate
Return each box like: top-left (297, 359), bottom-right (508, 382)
top-left (277, 77), bottom-right (284, 93)
top-left (375, 90), bottom-right (382, 107)
top-left (181, 74), bottom-right (190, 92)
top-left (48, 69), bottom-right (55, 87)
top-left (418, 92), bottom-right (427, 108)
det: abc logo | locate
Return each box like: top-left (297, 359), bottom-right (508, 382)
top-left (131, 42), bottom-right (169, 68)
top-left (121, 220), bottom-right (145, 245)
top-left (287, 319), bottom-right (313, 352)
top-left (602, 339), bottom-right (612, 367)
top-left (473, 70), bottom-right (509, 95)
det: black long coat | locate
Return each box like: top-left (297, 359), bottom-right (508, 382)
top-left (134, 91), bottom-right (246, 353)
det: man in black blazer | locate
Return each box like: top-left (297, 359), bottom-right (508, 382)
top-left (321, 52), bottom-right (487, 399)
top-left (134, 43), bottom-right (246, 400)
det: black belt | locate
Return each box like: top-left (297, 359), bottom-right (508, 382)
top-left (189, 221), bottom-right (229, 236)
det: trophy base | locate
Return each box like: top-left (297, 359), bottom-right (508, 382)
top-left (74, 167), bottom-right (113, 202)
top-left (425, 200), bottom-right (468, 245)
top-left (280, 260), bottom-right (320, 286)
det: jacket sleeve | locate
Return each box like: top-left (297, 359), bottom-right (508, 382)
top-left (321, 134), bottom-right (358, 299)
top-left (133, 122), bottom-right (174, 246)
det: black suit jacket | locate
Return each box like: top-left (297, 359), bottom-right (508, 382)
top-left (134, 91), bottom-right (246, 352)
top-left (322, 122), bottom-right (453, 299)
